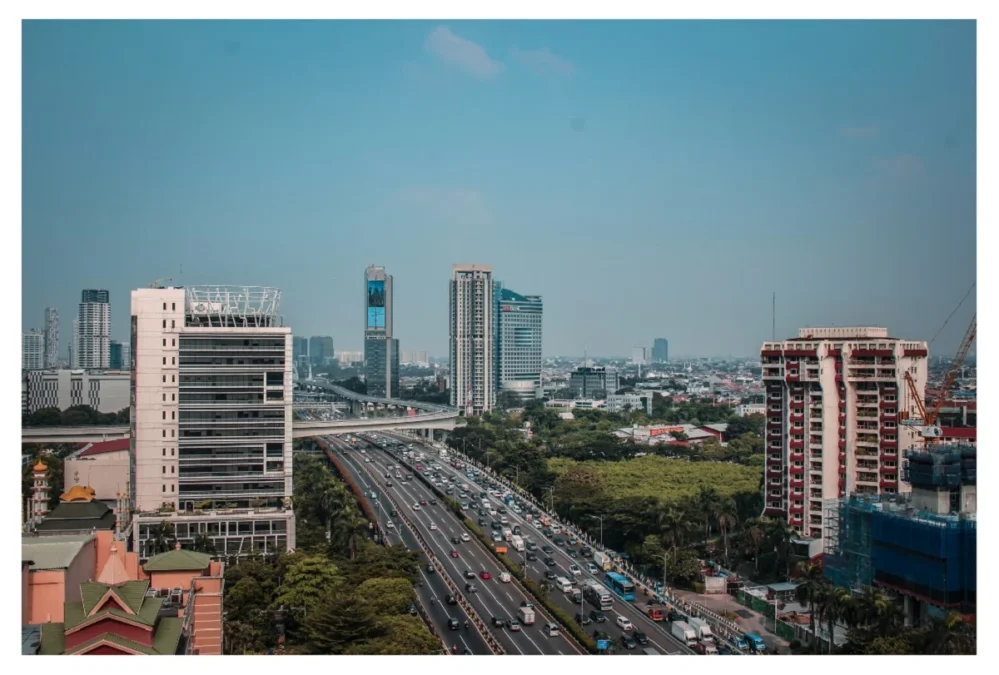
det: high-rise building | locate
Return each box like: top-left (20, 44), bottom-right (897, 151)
top-left (494, 281), bottom-right (542, 403)
top-left (130, 285), bottom-right (295, 558)
top-left (569, 365), bottom-right (619, 398)
top-left (77, 289), bottom-right (111, 369)
top-left (760, 326), bottom-right (929, 544)
top-left (23, 329), bottom-right (44, 370)
top-left (631, 346), bottom-right (647, 365)
top-left (309, 335), bottom-right (334, 366)
top-left (44, 307), bottom-right (59, 368)
top-left (364, 265), bottom-right (399, 398)
top-left (652, 338), bottom-right (669, 363)
top-left (450, 265), bottom-right (495, 415)
top-left (69, 317), bottom-right (80, 368)
top-left (110, 340), bottom-right (125, 369)
top-left (293, 336), bottom-right (309, 366)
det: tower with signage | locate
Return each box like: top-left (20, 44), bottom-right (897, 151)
top-left (364, 265), bottom-right (399, 398)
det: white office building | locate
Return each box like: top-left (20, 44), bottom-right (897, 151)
top-left (130, 285), bottom-right (295, 559)
top-left (631, 346), bottom-right (648, 365)
top-left (77, 289), bottom-right (111, 369)
top-left (607, 392), bottom-right (653, 415)
top-left (450, 265), bottom-right (495, 415)
top-left (26, 369), bottom-right (129, 413)
top-left (23, 329), bottom-right (44, 370)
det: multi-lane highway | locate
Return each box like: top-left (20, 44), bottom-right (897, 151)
top-left (327, 436), bottom-right (581, 656)
top-left (378, 432), bottom-right (693, 655)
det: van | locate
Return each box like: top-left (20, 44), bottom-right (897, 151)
top-left (542, 622), bottom-right (560, 637)
top-left (556, 577), bottom-right (573, 593)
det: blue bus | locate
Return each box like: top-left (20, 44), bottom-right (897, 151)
top-left (604, 572), bottom-right (635, 601)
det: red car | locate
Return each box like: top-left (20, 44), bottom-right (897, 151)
top-left (479, 571), bottom-right (491, 580)
top-left (450, 549), bottom-right (460, 559)
top-left (419, 499), bottom-right (428, 506)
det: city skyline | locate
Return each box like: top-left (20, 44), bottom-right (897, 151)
top-left (22, 20), bottom-right (976, 358)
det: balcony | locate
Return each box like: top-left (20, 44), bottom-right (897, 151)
top-left (768, 489), bottom-right (783, 498)
top-left (763, 368), bottom-right (784, 380)
top-left (880, 439), bottom-right (898, 449)
top-left (767, 466), bottom-right (783, 477)
top-left (764, 505), bottom-right (784, 517)
top-left (880, 399), bottom-right (897, 409)
top-left (880, 412), bottom-right (897, 422)
top-left (790, 476), bottom-right (804, 488)
top-left (838, 439), bottom-right (846, 449)
top-left (789, 412), bottom-right (804, 423)
top-left (789, 438), bottom-right (804, 450)
top-left (879, 478), bottom-right (898, 489)
top-left (879, 452), bottom-right (898, 463)
top-left (789, 504), bottom-right (805, 515)
top-left (767, 420), bottom-right (783, 429)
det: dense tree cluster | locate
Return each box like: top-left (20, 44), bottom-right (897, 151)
top-left (23, 404), bottom-right (129, 427)
top-left (221, 454), bottom-right (438, 655)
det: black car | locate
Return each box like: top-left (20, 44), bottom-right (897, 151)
top-left (581, 546), bottom-right (592, 556)
top-left (465, 583), bottom-right (478, 593)
top-left (478, 518), bottom-right (488, 526)
top-left (620, 634), bottom-right (637, 650)
top-left (526, 552), bottom-right (538, 561)
top-left (452, 536), bottom-right (461, 545)
top-left (589, 610), bottom-right (607, 623)
top-left (497, 507), bottom-right (506, 514)
top-left (544, 557), bottom-right (557, 567)
top-left (491, 521), bottom-right (502, 530)
top-left (464, 570), bottom-right (477, 579)
top-left (429, 499), bottom-right (438, 505)
top-left (390, 510), bottom-right (398, 517)
top-left (544, 570), bottom-right (557, 580)
top-left (542, 545), bottom-right (553, 554)
top-left (553, 537), bottom-right (564, 546)
top-left (492, 616), bottom-right (505, 627)
top-left (575, 613), bottom-right (592, 626)
top-left (520, 601), bottom-right (534, 608)
top-left (633, 630), bottom-right (649, 646)
top-left (567, 549), bottom-right (578, 558)
top-left (426, 564), bottom-right (436, 574)
top-left (526, 541), bottom-right (537, 551)
top-left (445, 594), bottom-right (457, 605)
top-left (478, 509), bottom-right (487, 516)
top-left (448, 618), bottom-right (460, 631)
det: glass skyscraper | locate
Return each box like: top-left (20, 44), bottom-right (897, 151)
top-left (494, 281), bottom-right (543, 403)
top-left (364, 265), bottom-right (399, 398)
top-left (652, 337), bottom-right (669, 362)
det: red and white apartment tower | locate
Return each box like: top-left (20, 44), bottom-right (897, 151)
top-left (760, 327), bottom-right (928, 542)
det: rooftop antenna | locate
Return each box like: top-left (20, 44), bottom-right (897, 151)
top-left (772, 292), bottom-right (776, 341)
top-left (150, 277), bottom-right (173, 289)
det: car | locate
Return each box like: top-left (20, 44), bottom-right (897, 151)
top-left (526, 552), bottom-right (538, 561)
top-left (465, 570), bottom-right (477, 579)
top-left (386, 521), bottom-right (395, 529)
top-left (492, 616), bottom-right (505, 627)
top-left (505, 619), bottom-right (521, 632)
top-left (497, 507), bottom-right (506, 514)
top-left (620, 634), bottom-right (637, 650)
top-left (426, 564), bottom-right (436, 574)
top-left (589, 610), bottom-right (607, 623)
top-left (460, 502), bottom-right (469, 509)
top-left (390, 509), bottom-right (398, 517)
top-left (520, 601), bottom-right (534, 608)
top-left (587, 563), bottom-right (599, 574)
top-left (526, 541), bottom-right (537, 551)
top-left (452, 536), bottom-right (461, 545)
top-left (568, 537), bottom-right (578, 546)
top-left (478, 509), bottom-right (487, 516)
top-left (465, 583), bottom-right (478, 594)
top-left (575, 613), bottom-right (592, 626)
top-left (479, 571), bottom-right (491, 580)
top-left (419, 499), bottom-right (427, 506)
top-left (445, 594), bottom-right (457, 605)
top-left (544, 557), bottom-right (556, 567)
top-left (616, 616), bottom-right (634, 631)
top-left (412, 504), bottom-right (421, 511)
top-left (569, 564), bottom-right (581, 576)
top-left (542, 545), bottom-right (553, 554)
top-left (544, 570), bottom-right (557, 580)
top-left (448, 618), bottom-right (460, 631)
top-left (492, 533), bottom-right (502, 542)
top-left (460, 533), bottom-right (470, 542)
top-left (429, 523), bottom-right (438, 531)
top-left (429, 499), bottom-right (438, 506)
top-left (634, 630), bottom-right (649, 645)
top-left (364, 458), bottom-right (371, 463)
top-left (567, 549), bottom-right (578, 559)
top-left (542, 622), bottom-right (560, 637)
top-left (491, 521), bottom-right (502, 531)
top-left (450, 549), bottom-right (459, 558)
top-left (478, 518), bottom-right (488, 527)
top-left (553, 537), bottom-right (564, 546)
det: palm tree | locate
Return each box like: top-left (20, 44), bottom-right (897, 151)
top-left (767, 518), bottom-right (797, 580)
top-left (793, 562), bottom-right (828, 652)
top-left (852, 586), bottom-right (898, 635)
top-left (656, 506), bottom-right (685, 565)
top-left (927, 611), bottom-right (976, 654)
top-left (192, 532), bottom-right (216, 555)
top-left (716, 499), bottom-right (738, 562)
top-left (149, 521), bottom-right (176, 554)
top-left (696, 488), bottom-right (722, 547)
top-left (743, 517), bottom-right (766, 573)
top-left (817, 586), bottom-right (853, 654)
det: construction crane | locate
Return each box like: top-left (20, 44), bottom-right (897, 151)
top-left (902, 312), bottom-right (976, 442)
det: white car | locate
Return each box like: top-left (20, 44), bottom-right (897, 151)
top-left (413, 504), bottom-right (421, 511)
top-left (386, 521), bottom-right (395, 529)
top-left (364, 458), bottom-right (371, 463)
top-left (460, 533), bottom-right (470, 542)
top-left (587, 563), bottom-right (599, 574)
top-left (429, 523), bottom-right (438, 531)
top-left (569, 564), bottom-right (582, 576)
top-left (616, 616), bottom-right (634, 631)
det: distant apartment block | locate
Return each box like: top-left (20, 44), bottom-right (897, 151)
top-left (761, 327), bottom-right (929, 543)
top-left (735, 403), bottom-right (766, 417)
top-left (23, 329), bottom-right (44, 370)
top-left (569, 365), bottom-right (619, 398)
top-left (450, 265), bottom-right (495, 415)
top-left (652, 337), bottom-right (669, 363)
top-left (607, 392), bottom-right (652, 415)
top-left (631, 346), bottom-right (647, 365)
top-left (77, 289), bottom-right (111, 370)
top-left (26, 369), bottom-right (129, 413)
top-left (44, 307), bottom-right (60, 368)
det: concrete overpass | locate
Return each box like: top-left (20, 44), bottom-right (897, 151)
top-left (22, 386), bottom-right (461, 444)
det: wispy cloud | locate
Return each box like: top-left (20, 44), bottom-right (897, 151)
top-left (511, 46), bottom-right (576, 78)
top-left (396, 186), bottom-right (495, 226)
top-left (875, 154), bottom-right (925, 178)
top-left (424, 26), bottom-right (504, 78)
top-left (841, 126), bottom-right (880, 139)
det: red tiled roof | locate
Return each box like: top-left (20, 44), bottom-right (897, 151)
top-left (78, 438), bottom-right (130, 457)
top-left (941, 427), bottom-right (976, 440)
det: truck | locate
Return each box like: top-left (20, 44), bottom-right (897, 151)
top-left (594, 551), bottom-right (613, 571)
top-left (644, 602), bottom-right (665, 622)
top-left (688, 617), bottom-right (714, 642)
top-left (582, 580), bottom-right (614, 610)
top-left (512, 535), bottom-right (525, 552)
top-left (518, 606), bottom-right (536, 625)
top-left (744, 632), bottom-right (766, 653)
top-left (671, 620), bottom-right (698, 647)
top-left (540, 514), bottom-right (552, 527)
top-left (503, 528), bottom-right (513, 541)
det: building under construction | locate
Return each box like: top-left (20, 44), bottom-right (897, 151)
top-left (824, 443), bottom-right (976, 623)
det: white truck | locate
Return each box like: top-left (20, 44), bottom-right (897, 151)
top-left (671, 620), bottom-right (698, 647)
top-left (594, 551), bottom-right (613, 571)
top-left (511, 535), bottom-right (525, 552)
top-left (688, 617), bottom-right (714, 641)
top-left (518, 606), bottom-right (536, 625)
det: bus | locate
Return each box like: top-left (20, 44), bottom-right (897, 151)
top-left (583, 580), bottom-right (614, 611)
top-left (604, 572), bottom-right (636, 601)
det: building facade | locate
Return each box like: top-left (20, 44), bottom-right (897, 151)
top-left (606, 392), bottom-right (652, 415)
top-left (450, 265), bottom-right (494, 415)
top-left (110, 340), bottom-right (125, 370)
top-left (309, 335), bottom-right (334, 366)
top-left (130, 285), bottom-right (295, 559)
top-left (26, 369), bottom-right (129, 413)
top-left (77, 289), bottom-right (111, 370)
top-left (569, 365), bottom-right (619, 398)
top-left (44, 307), bottom-right (60, 368)
top-left (494, 282), bottom-right (543, 403)
top-left (364, 265), bottom-right (399, 398)
top-left (23, 329), bottom-right (44, 370)
top-left (69, 317), bottom-right (79, 368)
top-left (631, 346), bottom-right (647, 365)
top-left (652, 338), bottom-right (669, 363)
top-left (760, 327), bottom-right (929, 543)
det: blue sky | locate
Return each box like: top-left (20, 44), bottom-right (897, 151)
top-left (22, 20), bottom-right (976, 358)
